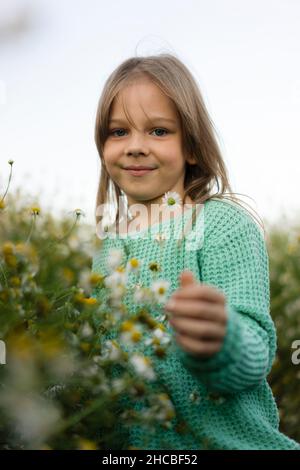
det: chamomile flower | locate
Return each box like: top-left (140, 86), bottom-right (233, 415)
top-left (110, 295), bottom-right (126, 310)
top-left (107, 304), bottom-right (126, 324)
top-left (80, 322), bottom-right (93, 338)
top-left (129, 354), bottom-right (156, 381)
top-left (74, 208), bottom-right (85, 218)
top-left (150, 280), bottom-right (170, 303)
top-left (145, 326), bottom-right (171, 347)
top-left (31, 207), bottom-right (40, 216)
top-left (101, 340), bottom-right (122, 361)
top-left (133, 285), bottom-right (152, 304)
top-left (126, 257), bottom-right (142, 274)
top-left (153, 393), bottom-right (176, 421)
top-left (106, 248), bottom-right (124, 271)
top-left (189, 391), bottom-right (201, 404)
top-left (120, 321), bottom-right (143, 346)
top-left (104, 269), bottom-right (127, 290)
top-left (78, 269), bottom-right (93, 295)
top-left (162, 191), bottom-right (182, 209)
top-left (111, 378), bottom-right (127, 394)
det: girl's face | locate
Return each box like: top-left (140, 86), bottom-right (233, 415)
top-left (103, 77), bottom-right (195, 210)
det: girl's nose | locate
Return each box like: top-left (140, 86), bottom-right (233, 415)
top-left (125, 133), bottom-right (150, 156)
top-left (126, 148), bottom-right (148, 157)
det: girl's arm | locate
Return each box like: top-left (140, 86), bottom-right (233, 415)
top-left (172, 202), bottom-right (277, 395)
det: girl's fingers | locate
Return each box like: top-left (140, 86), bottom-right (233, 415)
top-left (169, 317), bottom-right (226, 340)
top-left (172, 284), bottom-right (226, 304)
top-left (175, 334), bottom-right (222, 358)
top-left (165, 299), bottom-right (227, 325)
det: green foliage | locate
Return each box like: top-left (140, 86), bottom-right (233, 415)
top-left (0, 175), bottom-right (299, 447)
top-left (0, 189), bottom-right (176, 450)
top-left (0, 191), bottom-right (122, 449)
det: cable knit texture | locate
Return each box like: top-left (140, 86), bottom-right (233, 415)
top-left (91, 199), bottom-right (300, 450)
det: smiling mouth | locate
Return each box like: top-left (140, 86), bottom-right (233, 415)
top-left (124, 168), bottom-right (156, 176)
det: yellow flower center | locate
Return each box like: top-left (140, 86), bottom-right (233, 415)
top-left (121, 321), bottom-right (134, 332)
top-left (83, 297), bottom-right (98, 305)
top-left (2, 242), bottom-right (14, 255)
top-left (31, 207), bottom-right (40, 216)
top-left (168, 197), bottom-right (176, 206)
top-left (149, 262), bottom-right (160, 272)
top-left (90, 273), bottom-right (104, 285)
top-left (131, 331), bottom-right (142, 342)
top-left (130, 258), bottom-right (139, 268)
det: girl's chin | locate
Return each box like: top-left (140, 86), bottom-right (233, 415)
top-left (125, 195), bottom-right (165, 206)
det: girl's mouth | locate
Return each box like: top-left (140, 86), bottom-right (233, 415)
top-left (124, 169), bottom-right (156, 177)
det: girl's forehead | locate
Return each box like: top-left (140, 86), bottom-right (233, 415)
top-left (110, 81), bottom-right (179, 120)
top-left (115, 78), bottom-right (169, 104)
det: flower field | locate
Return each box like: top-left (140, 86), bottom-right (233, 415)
top-left (0, 162), bottom-right (299, 449)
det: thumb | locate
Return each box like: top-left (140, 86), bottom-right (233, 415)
top-left (179, 270), bottom-right (197, 287)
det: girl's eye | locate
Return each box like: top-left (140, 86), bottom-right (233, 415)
top-left (108, 128), bottom-right (168, 137)
top-left (110, 129), bottom-right (126, 137)
top-left (152, 128), bottom-right (168, 137)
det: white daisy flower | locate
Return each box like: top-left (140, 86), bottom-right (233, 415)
top-left (101, 340), bottom-right (122, 361)
top-left (106, 248), bottom-right (124, 271)
top-left (78, 269), bottom-right (93, 295)
top-left (161, 191), bottom-right (182, 209)
top-left (120, 321), bottom-right (143, 346)
top-left (154, 393), bottom-right (176, 421)
top-left (125, 257), bottom-right (142, 274)
top-left (80, 322), bottom-right (93, 338)
top-left (150, 280), bottom-right (170, 303)
top-left (120, 331), bottom-right (137, 347)
top-left (133, 285), bottom-right (145, 303)
top-left (104, 270), bottom-right (127, 290)
top-left (109, 308), bottom-right (124, 324)
top-left (111, 378), bottom-right (127, 394)
top-left (109, 295), bottom-right (125, 310)
top-left (145, 326), bottom-right (172, 347)
top-left (156, 313), bottom-right (168, 323)
top-left (129, 354), bottom-right (156, 381)
top-left (133, 285), bottom-right (152, 304)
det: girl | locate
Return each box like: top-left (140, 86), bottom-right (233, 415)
top-left (91, 53), bottom-right (300, 450)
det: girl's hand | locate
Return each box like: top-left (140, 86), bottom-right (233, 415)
top-left (165, 271), bottom-right (227, 358)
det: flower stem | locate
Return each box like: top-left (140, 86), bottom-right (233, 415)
top-left (25, 214), bottom-right (37, 245)
top-left (0, 163), bottom-right (13, 205)
top-left (0, 261), bottom-right (8, 287)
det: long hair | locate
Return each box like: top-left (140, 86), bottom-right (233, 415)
top-left (94, 53), bottom-right (264, 234)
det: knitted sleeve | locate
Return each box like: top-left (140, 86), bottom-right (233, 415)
top-left (174, 201), bottom-right (277, 395)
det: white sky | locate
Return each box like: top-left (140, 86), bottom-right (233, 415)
top-left (0, 0), bottom-right (300, 228)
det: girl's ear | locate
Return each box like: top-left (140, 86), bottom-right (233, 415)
top-left (186, 155), bottom-right (197, 165)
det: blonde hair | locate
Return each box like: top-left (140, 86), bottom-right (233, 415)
top-left (94, 53), bottom-right (265, 234)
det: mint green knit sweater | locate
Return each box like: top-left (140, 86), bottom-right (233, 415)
top-left (91, 199), bottom-right (300, 450)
